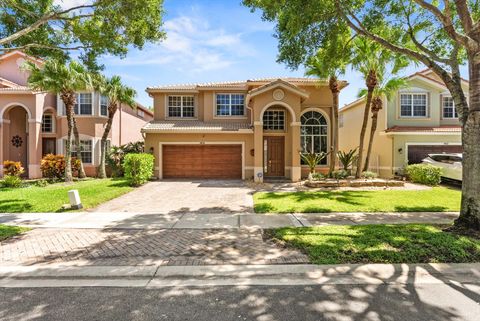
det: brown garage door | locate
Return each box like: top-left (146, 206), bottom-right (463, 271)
top-left (408, 145), bottom-right (463, 164)
top-left (163, 144), bottom-right (242, 179)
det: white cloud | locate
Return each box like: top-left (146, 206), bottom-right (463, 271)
top-left (104, 14), bottom-right (255, 73)
top-left (53, 0), bottom-right (93, 10)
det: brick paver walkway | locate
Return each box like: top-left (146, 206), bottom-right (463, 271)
top-left (0, 228), bottom-right (308, 266)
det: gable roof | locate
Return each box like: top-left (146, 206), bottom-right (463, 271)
top-left (247, 79), bottom-right (310, 100)
top-left (0, 76), bottom-right (24, 89)
top-left (0, 50), bottom-right (44, 65)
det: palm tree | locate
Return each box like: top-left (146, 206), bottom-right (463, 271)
top-left (358, 77), bottom-right (407, 171)
top-left (26, 60), bottom-right (91, 182)
top-left (350, 37), bottom-right (408, 178)
top-left (305, 48), bottom-right (348, 175)
top-left (96, 75), bottom-right (136, 178)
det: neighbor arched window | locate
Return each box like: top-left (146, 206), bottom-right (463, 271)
top-left (301, 111), bottom-right (328, 165)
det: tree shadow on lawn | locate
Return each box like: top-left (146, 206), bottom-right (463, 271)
top-left (0, 199), bottom-right (33, 213)
top-left (394, 205), bottom-right (450, 212)
top-left (273, 224), bottom-right (480, 265)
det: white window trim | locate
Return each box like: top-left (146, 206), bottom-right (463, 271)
top-left (441, 95), bottom-right (458, 119)
top-left (213, 93), bottom-right (247, 118)
top-left (41, 113), bottom-right (55, 133)
top-left (165, 95), bottom-right (197, 119)
top-left (74, 92), bottom-right (94, 116)
top-left (62, 137), bottom-right (94, 164)
top-left (300, 110), bottom-right (330, 166)
top-left (399, 92), bottom-right (429, 118)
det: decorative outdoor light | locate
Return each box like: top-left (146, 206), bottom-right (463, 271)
top-left (11, 135), bottom-right (23, 148)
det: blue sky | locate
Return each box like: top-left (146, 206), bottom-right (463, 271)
top-left (95, 0), bottom-right (453, 108)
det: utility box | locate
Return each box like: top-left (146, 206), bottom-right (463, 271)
top-left (68, 190), bottom-right (83, 210)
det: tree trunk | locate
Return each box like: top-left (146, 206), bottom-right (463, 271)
top-left (60, 91), bottom-right (75, 183)
top-left (98, 103), bottom-right (118, 179)
top-left (329, 76), bottom-right (340, 174)
top-left (355, 69), bottom-right (377, 178)
top-left (73, 117), bottom-right (86, 179)
top-left (363, 96), bottom-right (382, 172)
top-left (454, 54), bottom-right (480, 230)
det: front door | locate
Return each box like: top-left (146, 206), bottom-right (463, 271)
top-left (264, 136), bottom-right (285, 177)
top-left (42, 138), bottom-right (56, 156)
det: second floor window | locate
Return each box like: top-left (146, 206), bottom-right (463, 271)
top-left (168, 96), bottom-right (195, 118)
top-left (74, 93), bottom-right (93, 115)
top-left (400, 93), bottom-right (427, 117)
top-left (42, 114), bottom-right (54, 133)
top-left (216, 94), bottom-right (245, 116)
top-left (100, 95), bottom-right (108, 116)
top-left (442, 96), bottom-right (458, 119)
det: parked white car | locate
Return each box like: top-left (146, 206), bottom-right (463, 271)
top-left (422, 153), bottom-right (463, 181)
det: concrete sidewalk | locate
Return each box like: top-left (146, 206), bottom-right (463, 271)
top-left (0, 263), bottom-right (478, 287)
top-left (0, 211), bottom-right (459, 230)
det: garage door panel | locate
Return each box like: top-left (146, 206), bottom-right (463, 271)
top-left (162, 144), bottom-right (242, 179)
top-left (408, 145), bottom-right (463, 164)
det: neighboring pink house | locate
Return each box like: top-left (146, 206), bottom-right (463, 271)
top-left (0, 51), bottom-right (153, 178)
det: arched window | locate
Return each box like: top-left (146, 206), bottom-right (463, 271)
top-left (301, 111), bottom-right (328, 165)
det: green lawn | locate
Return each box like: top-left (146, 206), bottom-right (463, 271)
top-left (269, 224), bottom-right (480, 264)
top-left (254, 187), bottom-right (460, 213)
top-left (0, 178), bottom-right (133, 213)
top-left (0, 224), bottom-right (30, 241)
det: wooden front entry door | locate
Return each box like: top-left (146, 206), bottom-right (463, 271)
top-left (42, 138), bottom-right (56, 156)
top-left (264, 136), bottom-right (285, 177)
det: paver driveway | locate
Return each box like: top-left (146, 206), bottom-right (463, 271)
top-left (93, 180), bottom-right (254, 214)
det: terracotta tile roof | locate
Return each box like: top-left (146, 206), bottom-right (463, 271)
top-left (385, 125), bottom-right (462, 133)
top-left (0, 77), bottom-right (25, 89)
top-left (147, 77), bottom-right (346, 91)
top-left (141, 121), bottom-right (253, 132)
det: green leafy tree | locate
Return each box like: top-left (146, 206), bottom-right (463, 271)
top-left (305, 34), bottom-right (349, 174)
top-left (0, 0), bottom-right (165, 69)
top-left (26, 59), bottom-right (91, 182)
top-left (358, 76), bottom-right (408, 172)
top-left (95, 75), bottom-right (136, 178)
top-left (243, 0), bottom-right (480, 231)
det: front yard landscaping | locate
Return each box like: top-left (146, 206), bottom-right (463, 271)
top-left (254, 187), bottom-right (460, 213)
top-left (0, 224), bottom-right (30, 241)
top-left (269, 224), bottom-right (480, 264)
top-left (0, 178), bottom-right (133, 213)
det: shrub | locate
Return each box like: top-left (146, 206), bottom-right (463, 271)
top-left (3, 160), bottom-right (24, 176)
top-left (2, 175), bottom-right (23, 188)
top-left (34, 179), bottom-right (49, 187)
top-left (337, 148), bottom-right (358, 174)
top-left (40, 154), bottom-right (81, 179)
top-left (405, 164), bottom-right (442, 186)
top-left (332, 169), bottom-right (349, 179)
top-left (361, 171), bottom-right (378, 179)
top-left (300, 151), bottom-right (328, 174)
top-left (107, 141), bottom-right (145, 177)
top-left (123, 153), bottom-right (154, 186)
top-left (311, 172), bottom-right (325, 181)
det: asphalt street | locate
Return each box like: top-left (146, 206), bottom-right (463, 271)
top-left (1, 283), bottom-right (479, 321)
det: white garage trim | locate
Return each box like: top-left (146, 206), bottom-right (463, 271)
top-left (158, 141), bottom-right (245, 180)
top-left (404, 142), bottom-right (462, 164)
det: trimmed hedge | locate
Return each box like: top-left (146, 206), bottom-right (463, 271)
top-left (123, 153), bottom-right (154, 187)
top-left (405, 164), bottom-right (442, 186)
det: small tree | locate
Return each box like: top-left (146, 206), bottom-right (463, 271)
top-left (337, 148), bottom-right (358, 175)
top-left (96, 75), bottom-right (137, 178)
top-left (300, 151), bottom-right (328, 179)
top-left (26, 59), bottom-right (91, 182)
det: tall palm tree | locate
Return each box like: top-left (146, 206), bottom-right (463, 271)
top-left (96, 75), bottom-right (136, 178)
top-left (358, 77), bottom-right (407, 171)
top-left (351, 37), bottom-right (408, 177)
top-left (26, 60), bottom-right (91, 182)
top-left (305, 48), bottom-right (348, 174)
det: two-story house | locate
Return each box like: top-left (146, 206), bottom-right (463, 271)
top-left (0, 50), bottom-right (153, 178)
top-left (339, 69), bottom-right (466, 178)
top-left (143, 78), bottom-right (348, 182)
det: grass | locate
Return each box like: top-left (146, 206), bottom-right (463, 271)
top-left (254, 187), bottom-right (460, 213)
top-left (269, 224), bottom-right (480, 264)
top-left (0, 224), bottom-right (30, 241)
top-left (0, 178), bottom-right (133, 213)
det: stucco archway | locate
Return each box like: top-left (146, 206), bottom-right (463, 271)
top-left (259, 101), bottom-right (297, 123)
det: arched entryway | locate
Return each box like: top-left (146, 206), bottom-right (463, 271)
top-left (1, 105), bottom-right (29, 173)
